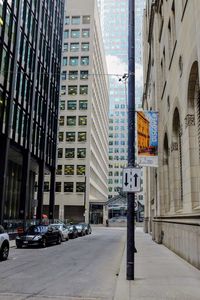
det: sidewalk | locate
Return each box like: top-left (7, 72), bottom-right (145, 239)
top-left (114, 227), bottom-right (200, 300)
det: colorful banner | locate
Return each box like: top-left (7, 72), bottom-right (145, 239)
top-left (136, 111), bottom-right (158, 167)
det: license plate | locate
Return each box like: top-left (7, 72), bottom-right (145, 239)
top-left (23, 241), bottom-right (28, 244)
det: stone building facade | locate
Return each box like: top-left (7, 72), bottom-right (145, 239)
top-left (143, 0), bottom-right (200, 269)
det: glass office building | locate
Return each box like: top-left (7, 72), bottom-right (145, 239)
top-left (0, 0), bottom-right (64, 223)
top-left (99, 0), bottom-right (145, 198)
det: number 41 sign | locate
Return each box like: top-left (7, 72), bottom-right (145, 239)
top-left (122, 167), bottom-right (141, 193)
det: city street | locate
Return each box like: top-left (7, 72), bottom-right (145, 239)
top-left (0, 227), bottom-right (126, 300)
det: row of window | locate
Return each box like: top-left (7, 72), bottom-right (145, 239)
top-left (65, 15), bottom-right (90, 25)
top-left (58, 148), bottom-right (86, 159)
top-left (59, 116), bottom-right (87, 127)
top-left (63, 56), bottom-right (89, 66)
top-left (108, 179), bottom-right (123, 184)
top-left (59, 131), bottom-right (87, 142)
top-left (61, 85), bottom-right (88, 96)
top-left (109, 156), bottom-right (127, 161)
top-left (109, 148), bottom-right (128, 153)
top-left (109, 141), bottom-right (127, 146)
top-left (64, 29), bottom-right (90, 39)
top-left (61, 70), bottom-right (89, 80)
top-left (63, 42), bottom-right (89, 52)
top-left (56, 165), bottom-right (85, 176)
top-left (60, 100), bottom-right (88, 111)
top-left (44, 181), bottom-right (85, 193)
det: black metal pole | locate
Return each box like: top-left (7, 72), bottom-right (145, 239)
top-left (127, 0), bottom-right (135, 280)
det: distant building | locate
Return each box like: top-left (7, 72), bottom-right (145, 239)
top-left (0, 0), bottom-right (64, 224)
top-left (99, 0), bottom-right (145, 203)
top-left (143, 0), bottom-right (200, 269)
top-left (44, 0), bottom-right (109, 224)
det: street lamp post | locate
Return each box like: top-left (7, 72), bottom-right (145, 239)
top-left (127, 0), bottom-right (136, 280)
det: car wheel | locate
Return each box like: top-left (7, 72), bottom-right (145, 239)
top-left (16, 243), bottom-right (22, 248)
top-left (41, 238), bottom-right (47, 248)
top-left (56, 235), bottom-right (61, 245)
top-left (0, 243), bottom-right (9, 261)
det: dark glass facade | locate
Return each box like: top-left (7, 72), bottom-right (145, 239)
top-left (0, 0), bottom-right (64, 223)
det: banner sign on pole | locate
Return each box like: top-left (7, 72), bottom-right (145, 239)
top-left (137, 111), bottom-right (158, 167)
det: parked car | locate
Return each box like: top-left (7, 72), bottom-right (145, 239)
top-left (79, 223), bottom-right (92, 235)
top-left (74, 224), bottom-right (86, 236)
top-left (0, 225), bottom-right (9, 261)
top-left (50, 224), bottom-right (69, 241)
top-left (66, 224), bottom-right (78, 239)
top-left (15, 225), bottom-right (62, 248)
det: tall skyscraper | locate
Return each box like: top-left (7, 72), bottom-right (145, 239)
top-left (43, 0), bottom-right (109, 224)
top-left (0, 0), bottom-right (64, 224)
top-left (98, 0), bottom-right (145, 199)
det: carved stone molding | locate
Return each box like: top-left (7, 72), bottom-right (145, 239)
top-left (185, 114), bottom-right (195, 128)
top-left (171, 142), bottom-right (178, 152)
top-left (179, 124), bottom-right (183, 136)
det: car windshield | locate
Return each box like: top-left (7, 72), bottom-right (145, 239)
top-left (26, 226), bottom-right (48, 234)
top-left (51, 224), bottom-right (62, 230)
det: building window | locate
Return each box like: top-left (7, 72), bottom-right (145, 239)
top-left (61, 85), bottom-right (66, 95)
top-left (63, 43), bottom-right (68, 52)
top-left (71, 29), bottom-right (80, 38)
top-left (64, 165), bottom-right (74, 175)
top-left (67, 116), bottom-right (76, 126)
top-left (81, 56), bottom-right (89, 65)
top-left (59, 116), bottom-right (64, 126)
top-left (70, 43), bottom-right (79, 52)
top-left (65, 148), bottom-right (75, 158)
top-left (79, 116), bottom-right (87, 126)
top-left (64, 30), bottom-right (69, 39)
top-left (82, 29), bottom-right (90, 38)
top-left (76, 182), bottom-right (85, 192)
top-left (61, 71), bottom-right (67, 80)
top-left (56, 165), bottom-right (62, 175)
top-left (44, 182), bottom-right (49, 192)
top-left (65, 16), bottom-right (70, 25)
top-left (66, 132), bottom-right (76, 142)
top-left (79, 100), bottom-right (88, 110)
top-left (72, 16), bottom-right (80, 25)
top-left (64, 182), bottom-right (73, 193)
top-left (69, 71), bottom-right (78, 80)
top-left (80, 85), bottom-right (88, 95)
top-left (68, 85), bottom-right (77, 95)
top-left (77, 165), bottom-right (85, 175)
top-left (59, 132), bottom-right (64, 142)
top-left (81, 42), bottom-right (89, 52)
top-left (63, 57), bottom-right (68, 66)
top-left (60, 100), bottom-right (65, 110)
top-left (82, 15), bottom-right (90, 24)
top-left (80, 71), bottom-right (88, 80)
top-left (56, 182), bottom-right (61, 192)
top-left (69, 56), bottom-right (78, 66)
top-left (78, 132), bottom-right (87, 142)
top-left (58, 148), bottom-right (63, 158)
top-left (67, 100), bottom-right (77, 110)
top-left (77, 148), bottom-right (86, 158)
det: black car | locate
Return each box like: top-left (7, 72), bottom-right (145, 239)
top-left (66, 224), bottom-right (78, 239)
top-left (79, 223), bottom-right (92, 235)
top-left (16, 225), bottom-right (62, 248)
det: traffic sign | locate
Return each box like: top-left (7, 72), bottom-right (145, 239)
top-left (122, 167), bottom-right (141, 192)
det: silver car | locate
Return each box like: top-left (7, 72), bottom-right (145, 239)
top-left (50, 224), bottom-right (69, 242)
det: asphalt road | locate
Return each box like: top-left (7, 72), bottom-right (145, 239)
top-left (0, 227), bottom-right (126, 300)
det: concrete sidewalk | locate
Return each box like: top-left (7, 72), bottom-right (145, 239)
top-left (114, 227), bottom-right (200, 300)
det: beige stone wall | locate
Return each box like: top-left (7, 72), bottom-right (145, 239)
top-left (143, 0), bottom-right (200, 267)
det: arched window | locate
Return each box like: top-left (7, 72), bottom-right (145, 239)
top-left (187, 61), bottom-right (200, 208)
top-left (163, 133), bottom-right (170, 212)
top-left (172, 108), bottom-right (183, 211)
